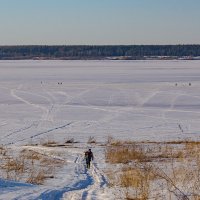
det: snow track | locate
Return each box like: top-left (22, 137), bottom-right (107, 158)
top-left (63, 153), bottom-right (110, 200)
top-left (30, 122), bottom-right (73, 139)
top-left (0, 146), bottom-right (111, 200)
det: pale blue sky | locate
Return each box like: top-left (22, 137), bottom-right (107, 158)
top-left (0, 0), bottom-right (200, 45)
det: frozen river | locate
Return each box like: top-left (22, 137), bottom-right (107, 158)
top-left (0, 60), bottom-right (200, 145)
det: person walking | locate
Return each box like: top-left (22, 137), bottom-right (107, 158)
top-left (85, 149), bottom-right (94, 169)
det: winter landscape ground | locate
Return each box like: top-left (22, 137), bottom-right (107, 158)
top-left (0, 60), bottom-right (200, 200)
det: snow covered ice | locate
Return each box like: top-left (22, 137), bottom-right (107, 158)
top-left (0, 60), bottom-right (200, 199)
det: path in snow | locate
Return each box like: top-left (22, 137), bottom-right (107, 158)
top-left (0, 145), bottom-right (113, 200)
top-left (63, 153), bottom-right (110, 200)
top-left (32, 150), bottom-right (111, 200)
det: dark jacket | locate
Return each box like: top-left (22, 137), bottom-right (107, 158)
top-left (85, 151), bottom-right (93, 161)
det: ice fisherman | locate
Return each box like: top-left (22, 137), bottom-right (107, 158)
top-left (85, 149), bottom-right (94, 169)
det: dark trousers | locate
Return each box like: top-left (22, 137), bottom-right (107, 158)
top-left (86, 159), bottom-right (91, 169)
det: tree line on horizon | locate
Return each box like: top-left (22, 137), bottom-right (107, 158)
top-left (0, 45), bottom-right (200, 59)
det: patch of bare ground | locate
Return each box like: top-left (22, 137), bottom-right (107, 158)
top-left (105, 138), bottom-right (200, 200)
top-left (40, 138), bottom-right (79, 147)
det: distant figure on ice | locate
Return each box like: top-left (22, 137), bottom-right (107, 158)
top-left (85, 149), bottom-right (94, 169)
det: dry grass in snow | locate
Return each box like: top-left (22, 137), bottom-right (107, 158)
top-left (0, 146), bottom-right (64, 185)
top-left (105, 139), bottom-right (200, 200)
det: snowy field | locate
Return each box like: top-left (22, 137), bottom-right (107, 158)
top-left (0, 60), bottom-right (200, 199)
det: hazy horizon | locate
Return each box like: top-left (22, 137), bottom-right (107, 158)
top-left (1, 0), bottom-right (200, 45)
top-left (1, 44), bottom-right (200, 46)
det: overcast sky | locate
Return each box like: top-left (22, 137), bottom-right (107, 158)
top-left (0, 0), bottom-right (200, 45)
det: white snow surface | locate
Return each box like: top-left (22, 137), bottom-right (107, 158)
top-left (0, 60), bottom-right (200, 199)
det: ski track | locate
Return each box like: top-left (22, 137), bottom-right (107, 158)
top-left (7, 85), bottom-right (103, 145)
top-left (8, 122), bottom-right (74, 145)
top-left (30, 122), bottom-right (73, 139)
top-left (11, 85), bottom-right (56, 124)
top-left (4, 83), bottom-right (200, 146)
top-left (3, 123), bottom-right (37, 139)
top-left (43, 89), bottom-right (57, 122)
top-left (11, 88), bottom-right (48, 121)
top-left (5, 85), bottom-right (59, 144)
top-left (9, 85), bottom-right (200, 144)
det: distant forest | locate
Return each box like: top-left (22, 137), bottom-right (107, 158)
top-left (0, 45), bottom-right (200, 60)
